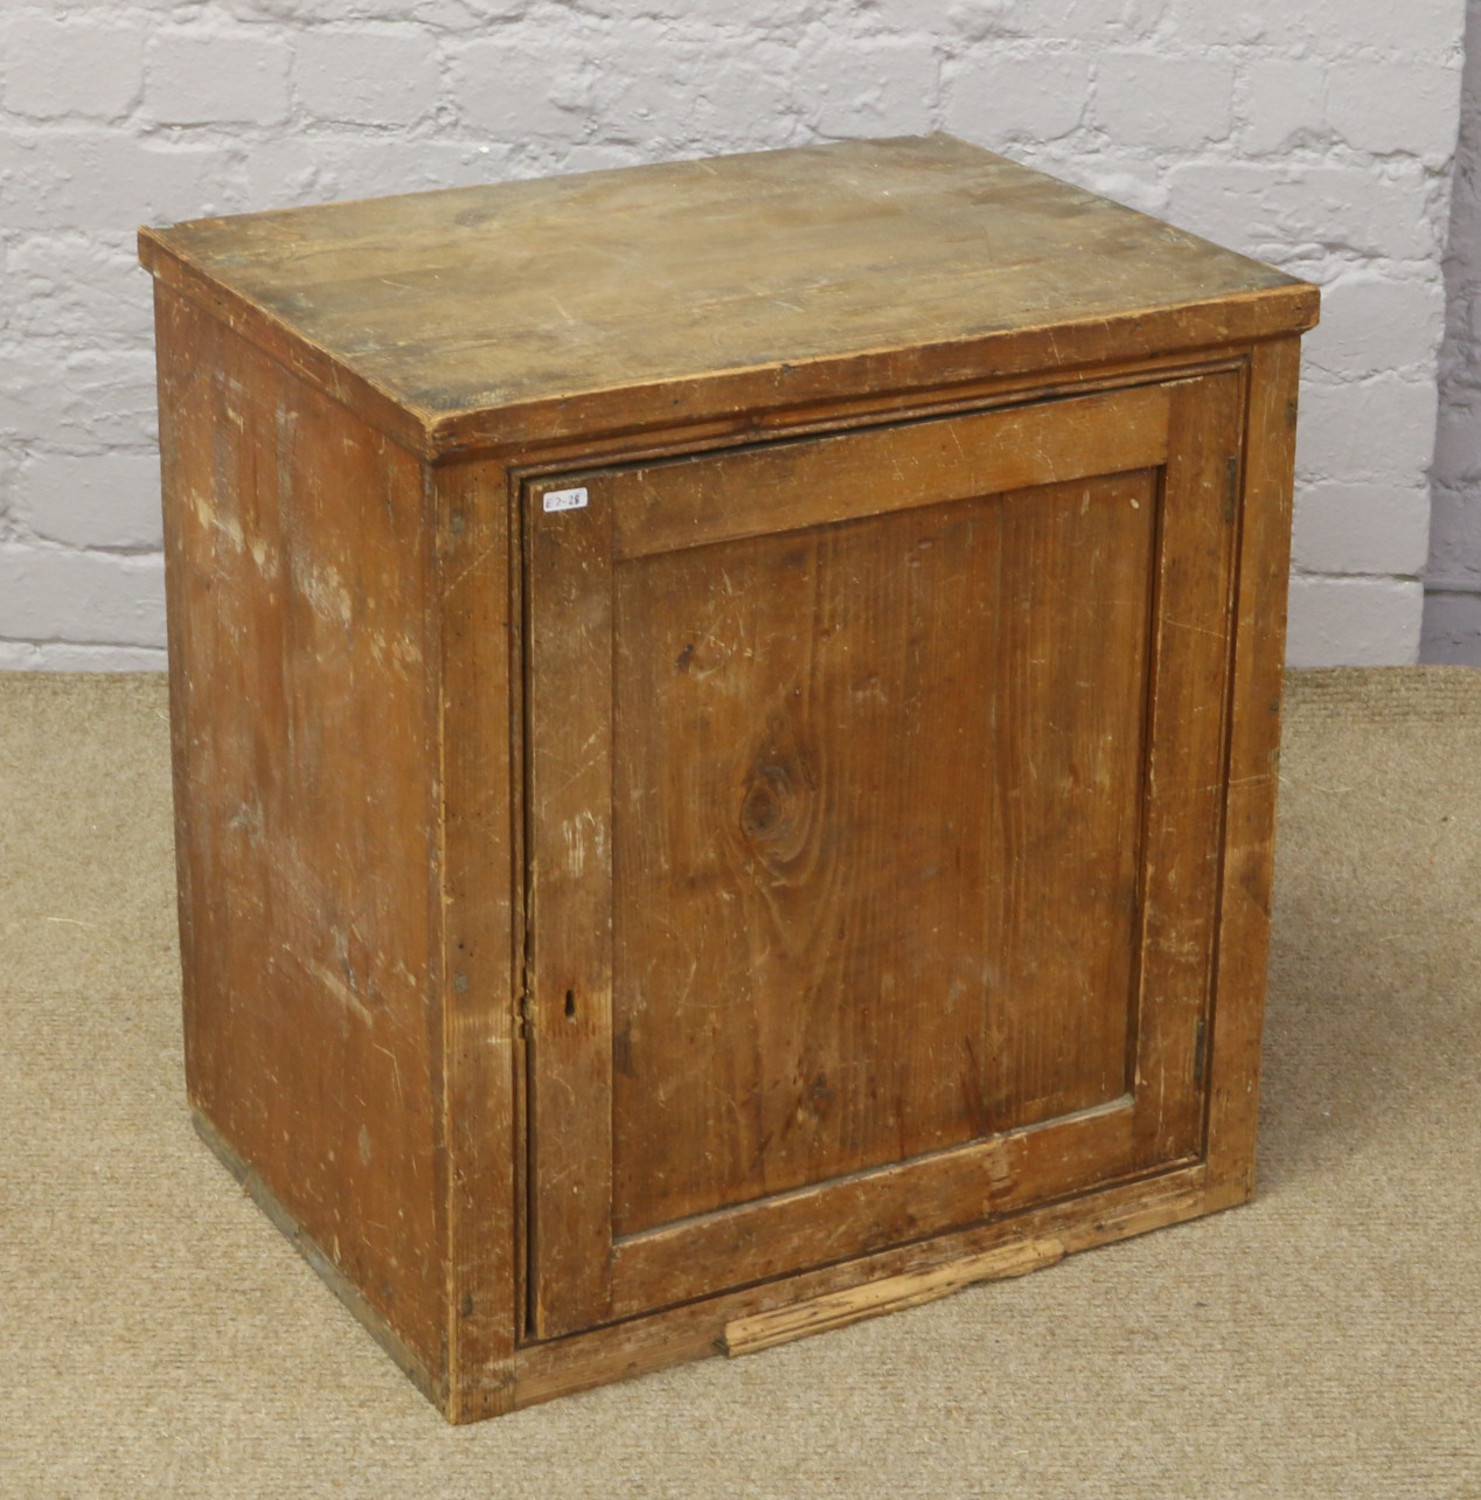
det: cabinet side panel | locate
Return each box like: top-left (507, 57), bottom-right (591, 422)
top-left (155, 285), bottom-right (446, 1377)
top-left (1205, 336), bottom-right (1302, 1202)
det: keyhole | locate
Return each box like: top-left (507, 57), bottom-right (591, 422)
top-left (564, 988), bottom-right (576, 1019)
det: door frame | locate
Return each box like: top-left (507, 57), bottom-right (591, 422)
top-left (519, 372), bottom-right (1245, 1340)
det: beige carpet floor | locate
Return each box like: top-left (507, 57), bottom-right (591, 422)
top-left (2, 668), bottom-right (1479, 1498)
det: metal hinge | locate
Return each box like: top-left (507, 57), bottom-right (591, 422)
top-left (515, 989), bottom-right (533, 1040)
top-left (1193, 1015), bottom-right (1208, 1087)
top-left (1223, 455), bottom-right (1239, 524)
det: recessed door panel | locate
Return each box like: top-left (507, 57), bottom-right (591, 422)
top-left (609, 469), bottom-right (1155, 1237)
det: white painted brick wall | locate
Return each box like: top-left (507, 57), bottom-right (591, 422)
top-left (296, 30), bottom-right (442, 127)
top-left (0, 0), bottom-right (1466, 670)
top-left (146, 33), bottom-right (295, 128)
top-left (2, 17), bottom-right (146, 121)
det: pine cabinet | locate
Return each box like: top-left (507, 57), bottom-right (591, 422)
top-left (140, 135), bottom-right (1318, 1420)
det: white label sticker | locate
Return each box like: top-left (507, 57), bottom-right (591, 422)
top-left (543, 487), bottom-right (589, 513)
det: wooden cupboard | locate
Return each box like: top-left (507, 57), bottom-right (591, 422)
top-left (140, 135), bottom-right (1318, 1419)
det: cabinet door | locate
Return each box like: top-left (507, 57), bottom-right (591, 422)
top-left (524, 373), bottom-right (1243, 1339)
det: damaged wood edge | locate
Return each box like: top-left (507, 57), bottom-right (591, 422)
top-left (137, 232), bottom-right (439, 462)
top-left (713, 1166), bottom-right (1229, 1369)
top-left (506, 1169), bottom-right (1212, 1409)
top-left (189, 1108), bottom-right (448, 1414)
top-left (721, 1237), bottom-right (1067, 1357)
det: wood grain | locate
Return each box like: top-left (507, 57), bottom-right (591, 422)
top-left (607, 471), bottom-right (1156, 1234)
top-left (434, 454), bottom-right (521, 1418)
top-left (605, 384), bottom-right (1169, 561)
top-left (1203, 336), bottom-right (1302, 1206)
top-left (1130, 371), bottom-right (1243, 1170)
top-left (524, 479), bottom-right (616, 1340)
top-left (139, 136), bottom-right (1316, 458)
top-left (607, 1101), bottom-right (1134, 1320)
top-left (155, 282), bottom-right (447, 1375)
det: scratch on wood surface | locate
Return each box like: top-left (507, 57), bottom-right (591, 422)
top-left (373, 1039), bottom-right (406, 1113)
top-left (226, 797), bottom-right (265, 840)
top-left (304, 956), bottom-right (375, 1025)
top-left (545, 729), bottom-right (604, 800)
top-left (247, 535), bottom-right (280, 578)
top-left (561, 809), bottom-right (606, 876)
top-left (1164, 615), bottom-right (1227, 642)
top-left (668, 956), bottom-right (703, 1013)
top-left (544, 292), bottom-right (578, 325)
top-left (441, 535), bottom-right (501, 596)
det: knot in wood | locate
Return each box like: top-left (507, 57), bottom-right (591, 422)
top-left (738, 732), bottom-right (818, 867)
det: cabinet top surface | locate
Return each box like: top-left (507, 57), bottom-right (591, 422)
top-left (140, 135), bottom-right (1315, 449)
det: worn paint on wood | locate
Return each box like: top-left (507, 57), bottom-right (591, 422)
top-left (155, 284), bottom-right (446, 1378)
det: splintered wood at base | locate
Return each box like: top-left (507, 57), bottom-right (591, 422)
top-left (721, 1237), bottom-right (1067, 1356)
top-left (503, 1168), bottom-right (1215, 1413)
